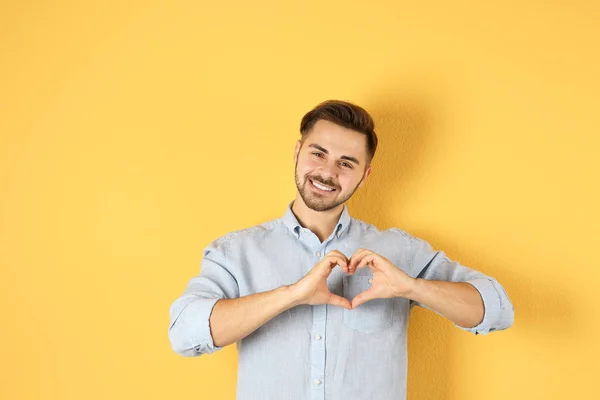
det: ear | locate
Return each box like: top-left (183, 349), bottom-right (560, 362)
top-left (357, 165), bottom-right (372, 189)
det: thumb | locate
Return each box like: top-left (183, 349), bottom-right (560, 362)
top-left (328, 293), bottom-right (352, 310)
top-left (351, 289), bottom-right (376, 308)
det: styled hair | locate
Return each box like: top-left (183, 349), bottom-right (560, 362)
top-left (299, 99), bottom-right (378, 165)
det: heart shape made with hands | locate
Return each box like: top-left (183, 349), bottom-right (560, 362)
top-left (297, 248), bottom-right (415, 310)
top-left (343, 248), bottom-right (415, 309)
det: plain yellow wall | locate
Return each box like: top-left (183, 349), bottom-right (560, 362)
top-left (1, 1), bottom-right (598, 399)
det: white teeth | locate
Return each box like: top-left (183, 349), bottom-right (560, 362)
top-left (311, 180), bottom-right (334, 191)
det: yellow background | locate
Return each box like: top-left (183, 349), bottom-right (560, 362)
top-left (1, 1), bottom-right (598, 399)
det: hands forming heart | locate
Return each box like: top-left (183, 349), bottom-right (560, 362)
top-left (290, 248), bottom-right (417, 310)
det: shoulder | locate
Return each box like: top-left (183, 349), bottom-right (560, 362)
top-left (203, 217), bottom-right (283, 256)
top-left (350, 217), bottom-right (418, 244)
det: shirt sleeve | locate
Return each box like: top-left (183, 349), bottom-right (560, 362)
top-left (168, 240), bottom-right (240, 356)
top-left (403, 232), bottom-right (514, 335)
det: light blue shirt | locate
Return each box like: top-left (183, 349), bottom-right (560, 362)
top-left (168, 201), bottom-right (514, 400)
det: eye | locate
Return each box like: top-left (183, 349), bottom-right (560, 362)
top-left (312, 152), bottom-right (324, 158)
top-left (340, 162), bottom-right (353, 169)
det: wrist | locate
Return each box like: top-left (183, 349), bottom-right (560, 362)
top-left (401, 277), bottom-right (422, 300)
top-left (281, 283), bottom-right (304, 308)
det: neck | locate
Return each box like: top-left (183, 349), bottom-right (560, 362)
top-left (291, 194), bottom-right (344, 243)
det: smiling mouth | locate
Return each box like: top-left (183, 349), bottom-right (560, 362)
top-left (309, 179), bottom-right (337, 193)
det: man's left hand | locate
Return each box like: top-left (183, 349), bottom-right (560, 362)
top-left (347, 248), bottom-right (416, 308)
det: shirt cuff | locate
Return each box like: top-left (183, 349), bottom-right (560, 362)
top-left (171, 297), bottom-right (225, 355)
top-left (457, 277), bottom-right (502, 335)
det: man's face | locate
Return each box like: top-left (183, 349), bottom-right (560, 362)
top-left (294, 119), bottom-right (372, 212)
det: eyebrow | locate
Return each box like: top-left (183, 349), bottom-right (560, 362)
top-left (308, 143), bottom-right (360, 166)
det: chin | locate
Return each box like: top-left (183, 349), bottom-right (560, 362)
top-left (304, 196), bottom-right (343, 212)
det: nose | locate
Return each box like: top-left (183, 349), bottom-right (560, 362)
top-left (315, 162), bottom-right (339, 184)
top-left (320, 162), bottom-right (338, 176)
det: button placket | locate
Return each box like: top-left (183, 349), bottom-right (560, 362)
top-left (310, 246), bottom-right (327, 399)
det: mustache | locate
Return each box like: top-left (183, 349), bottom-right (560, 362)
top-left (307, 175), bottom-right (339, 190)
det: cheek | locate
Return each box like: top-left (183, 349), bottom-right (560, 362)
top-left (338, 177), bottom-right (351, 190)
top-left (298, 156), bottom-right (320, 172)
top-left (339, 173), bottom-right (361, 190)
top-left (295, 163), bottom-right (310, 179)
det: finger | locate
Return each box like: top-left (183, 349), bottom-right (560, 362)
top-left (332, 253), bottom-right (350, 274)
top-left (357, 253), bottom-right (378, 270)
top-left (340, 252), bottom-right (352, 274)
top-left (348, 248), bottom-right (370, 271)
top-left (321, 253), bottom-right (344, 266)
top-left (327, 249), bottom-right (349, 262)
top-left (328, 293), bottom-right (352, 310)
top-left (351, 288), bottom-right (376, 308)
top-left (342, 263), bottom-right (351, 274)
top-left (332, 254), bottom-right (348, 269)
top-left (349, 248), bottom-right (366, 267)
top-left (327, 250), bottom-right (349, 264)
top-left (320, 254), bottom-right (347, 275)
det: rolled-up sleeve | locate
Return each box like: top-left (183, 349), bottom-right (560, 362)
top-left (168, 241), bottom-right (240, 356)
top-left (404, 233), bottom-right (514, 335)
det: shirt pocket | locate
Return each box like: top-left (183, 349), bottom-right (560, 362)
top-left (342, 274), bottom-right (394, 334)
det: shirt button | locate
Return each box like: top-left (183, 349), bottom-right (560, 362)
top-left (316, 251), bottom-right (321, 257)
top-left (315, 334), bottom-right (321, 340)
top-left (314, 379), bottom-right (321, 386)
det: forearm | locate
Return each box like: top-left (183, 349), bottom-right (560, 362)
top-left (210, 285), bottom-right (300, 347)
top-left (407, 279), bottom-right (484, 328)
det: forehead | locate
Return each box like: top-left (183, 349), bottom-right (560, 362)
top-left (303, 119), bottom-right (368, 160)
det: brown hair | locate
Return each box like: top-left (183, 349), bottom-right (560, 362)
top-left (299, 99), bottom-right (378, 165)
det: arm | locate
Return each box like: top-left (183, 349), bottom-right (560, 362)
top-left (169, 243), bottom-right (350, 356)
top-left (207, 250), bottom-right (351, 348)
top-left (208, 285), bottom-right (298, 348)
top-left (347, 231), bottom-right (514, 335)
top-left (168, 242), bottom-right (241, 357)
top-left (406, 279), bottom-right (484, 329)
top-left (169, 261), bottom-right (298, 355)
top-left (407, 234), bottom-right (515, 335)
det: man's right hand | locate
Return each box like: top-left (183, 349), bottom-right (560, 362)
top-left (289, 250), bottom-right (352, 310)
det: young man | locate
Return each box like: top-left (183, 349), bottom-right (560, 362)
top-left (168, 100), bottom-right (514, 400)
